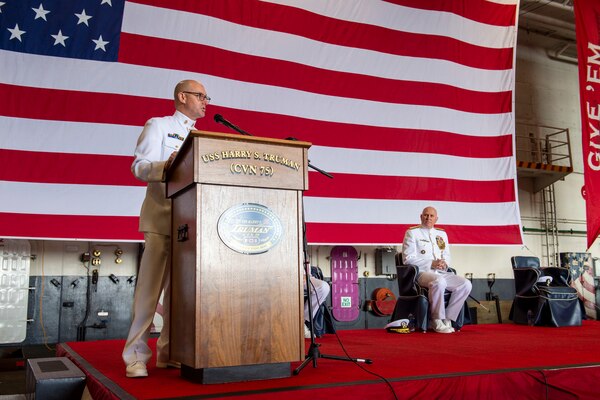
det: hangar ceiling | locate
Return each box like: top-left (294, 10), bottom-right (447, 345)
top-left (518, 0), bottom-right (577, 63)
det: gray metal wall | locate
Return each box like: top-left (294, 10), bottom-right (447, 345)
top-left (13, 274), bottom-right (516, 347)
top-left (23, 275), bottom-right (135, 345)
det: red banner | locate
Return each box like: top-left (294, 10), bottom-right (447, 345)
top-left (575, 0), bottom-right (600, 249)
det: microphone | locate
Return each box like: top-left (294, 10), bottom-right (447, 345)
top-left (213, 114), bottom-right (252, 136)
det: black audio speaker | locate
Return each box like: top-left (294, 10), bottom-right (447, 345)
top-left (26, 357), bottom-right (86, 400)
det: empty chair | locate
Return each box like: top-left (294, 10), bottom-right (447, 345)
top-left (509, 256), bottom-right (581, 327)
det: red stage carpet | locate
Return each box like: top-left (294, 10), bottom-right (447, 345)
top-left (57, 321), bottom-right (600, 399)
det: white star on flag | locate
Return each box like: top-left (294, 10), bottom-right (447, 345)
top-left (0, 2), bottom-right (6, 13)
top-left (101, 0), bottom-right (112, 6)
top-left (75, 9), bottom-right (92, 26)
top-left (32, 4), bottom-right (50, 21)
top-left (8, 24), bottom-right (26, 42)
top-left (51, 30), bottom-right (69, 47)
top-left (92, 35), bottom-right (109, 51)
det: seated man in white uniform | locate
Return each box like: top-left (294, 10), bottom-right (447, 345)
top-left (402, 206), bottom-right (471, 333)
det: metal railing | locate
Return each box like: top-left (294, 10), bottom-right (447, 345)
top-left (515, 122), bottom-right (572, 167)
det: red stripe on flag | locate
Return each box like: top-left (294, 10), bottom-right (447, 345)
top-left (0, 151), bottom-right (516, 202)
top-left (120, 34), bottom-right (512, 114)
top-left (205, 106), bottom-right (513, 158)
top-left (0, 83), bottom-right (513, 158)
top-left (305, 223), bottom-right (523, 245)
top-left (129, 0), bottom-right (514, 70)
top-left (0, 213), bottom-right (142, 241)
top-left (306, 172), bottom-right (516, 203)
top-left (384, 0), bottom-right (517, 26)
top-left (581, 278), bottom-right (595, 293)
top-left (0, 83), bottom-right (171, 127)
top-left (0, 149), bottom-right (141, 186)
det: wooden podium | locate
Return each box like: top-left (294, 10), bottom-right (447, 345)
top-left (166, 131), bottom-right (310, 383)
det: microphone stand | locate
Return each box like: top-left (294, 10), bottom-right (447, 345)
top-left (284, 137), bottom-right (333, 179)
top-left (294, 162), bottom-right (372, 375)
top-left (307, 160), bottom-right (333, 179)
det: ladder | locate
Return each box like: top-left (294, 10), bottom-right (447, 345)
top-left (540, 183), bottom-right (559, 267)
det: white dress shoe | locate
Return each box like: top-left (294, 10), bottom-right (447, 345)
top-left (431, 319), bottom-right (453, 333)
top-left (443, 319), bottom-right (455, 332)
top-left (126, 361), bottom-right (148, 378)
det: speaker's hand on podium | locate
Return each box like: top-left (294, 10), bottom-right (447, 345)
top-left (164, 151), bottom-right (178, 171)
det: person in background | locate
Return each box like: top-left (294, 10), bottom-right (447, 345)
top-left (123, 79), bottom-right (210, 378)
top-left (305, 274), bottom-right (330, 338)
top-left (402, 206), bottom-right (471, 333)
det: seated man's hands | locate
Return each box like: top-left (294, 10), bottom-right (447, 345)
top-left (431, 259), bottom-right (448, 271)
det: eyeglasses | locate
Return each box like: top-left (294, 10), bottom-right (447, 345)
top-left (183, 91), bottom-right (211, 103)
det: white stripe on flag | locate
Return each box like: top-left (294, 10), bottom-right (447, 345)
top-left (1, 51), bottom-right (512, 136)
top-left (304, 197), bottom-right (521, 226)
top-left (309, 146), bottom-right (515, 181)
top-left (0, 181), bottom-right (145, 216)
top-left (260, 0), bottom-right (517, 49)
top-left (0, 116), bottom-right (139, 156)
top-left (122, 2), bottom-right (513, 93)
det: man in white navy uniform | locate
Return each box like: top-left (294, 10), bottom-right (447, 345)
top-left (123, 79), bottom-right (210, 378)
top-left (402, 206), bottom-right (471, 333)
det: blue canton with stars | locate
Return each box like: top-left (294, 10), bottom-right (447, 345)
top-left (0, 0), bottom-right (124, 61)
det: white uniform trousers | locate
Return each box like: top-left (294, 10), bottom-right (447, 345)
top-left (417, 271), bottom-right (471, 321)
top-left (122, 232), bottom-right (171, 366)
top-left (305, 276), bottom-right (330, 321)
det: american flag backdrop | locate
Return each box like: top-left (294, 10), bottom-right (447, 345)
top-left (0, 0), bottom-right (523, 245)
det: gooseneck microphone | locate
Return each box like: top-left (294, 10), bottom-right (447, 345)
top-left (213, 114), bottom-right (253, 136)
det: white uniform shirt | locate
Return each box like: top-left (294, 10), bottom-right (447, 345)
top-left (402, 226), bottom-right (452, 274)
top-left (132, 111), bottom-right (196, 235)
